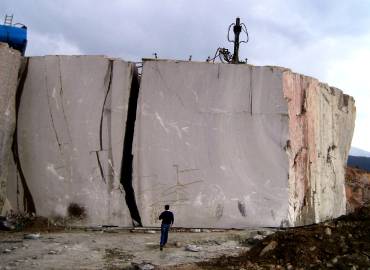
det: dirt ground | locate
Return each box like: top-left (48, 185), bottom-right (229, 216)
top-left (1, 207), bottom-right (369, 269)
top-left (196, 207), bottom-right (370, 270)
top-left (0, 226), bottom-right (268, 270)
top-left (345, 166), bottom-right (370, 212)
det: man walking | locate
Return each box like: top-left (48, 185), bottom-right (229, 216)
top-left (159, 204), bottom-right (174, 250)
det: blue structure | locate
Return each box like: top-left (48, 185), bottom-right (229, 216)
top-left (0, 15), bottom-right (27, 55)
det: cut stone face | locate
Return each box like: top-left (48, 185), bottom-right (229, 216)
top-left (133, 61), bottom-right (290, 227)
top-left (0, 43), bottom-right (21, 214)
top-left (2, 53), bottom-right (355, 228)
top-left (133, 60), bottom-right (355, 228)
top-left (9, 56), bottom-right (136, 225)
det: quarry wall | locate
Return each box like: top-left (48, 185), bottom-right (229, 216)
top-left (6, 54), bottom-right (136, 225)
top-left (0, 44), bottom-right (21, 215)
top-left (0, 45), bottom-right (356, 227)
top-left (133, 61), bottom-right (290, 227)
top-left (283, 72), bottom-right (356, 225)
top-left (134, 60), bottom-right (355, 227)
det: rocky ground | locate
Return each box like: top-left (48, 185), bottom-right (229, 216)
top-left (195, 207), bottom-right (370, 270)
top-left (1, 207), bottom-right (369, 269)
top-left (345, 166), bottom-right (370, 212)
top-left (0, 225), bottom-right (265, 270)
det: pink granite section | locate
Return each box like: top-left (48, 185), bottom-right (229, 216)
top-left (283, 71), bottom-right (356, 225)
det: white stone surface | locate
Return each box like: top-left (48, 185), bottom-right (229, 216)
top-left (2, 55), bottom-right (355, 228)
top-left (133, 60), bottom-right (290, 228)
top-left (0, 43), bottom-right (21, 213)
top-left (10, 56), bottom-right (135, 225)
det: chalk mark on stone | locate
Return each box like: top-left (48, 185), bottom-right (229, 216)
top-left (161, 165), bottom-right (203, 205)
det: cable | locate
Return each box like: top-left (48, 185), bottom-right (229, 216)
top-left (239, 23), bottom-right (249, 44)
top-left (227, 23), bottom-right (235, 42)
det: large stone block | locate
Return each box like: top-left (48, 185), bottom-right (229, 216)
top-left (9, 55), bottom-right (136, 225)
top-left (133, 60), bottom-right (355, 227)
top-left (0, 43), bottom-right (21, 214)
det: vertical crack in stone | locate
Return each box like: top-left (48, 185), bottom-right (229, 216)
top-left (16, 174), bottom-right (20, 210)
top-left (327, 145), bottom-right (337, 187)
top-left (57, 56), bottom-right (72, 143)
top-left (95, 151), bottom-right (106, 184)
top-left (95, 60), bottom-right (114, 185)
top-left (100, 60), bottom-right (113, 150)
top-left (249, 67), bottom-right (253, 115)
top-left (11, 58), bottom-right (36, 214)
top-left (301, 88), bottom-right (307, 115)
top-left (44, 60), bottom-right (63, 152)
top-left (120, 66), bottom-right (142, 226)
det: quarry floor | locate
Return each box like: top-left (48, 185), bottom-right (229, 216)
top-left (1, 207), bottom-right (370, 270)
top-left (0, 227), bottom-right (261, 270)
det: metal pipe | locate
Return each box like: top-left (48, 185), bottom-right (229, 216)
top-left (232, 17), bottom-right (242, 64)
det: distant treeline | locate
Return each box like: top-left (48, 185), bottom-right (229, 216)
top-left (347, 155), bottom-right (370, 172)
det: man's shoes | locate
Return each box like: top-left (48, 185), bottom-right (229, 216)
top-left (160, 245), bottom-right (163, 251)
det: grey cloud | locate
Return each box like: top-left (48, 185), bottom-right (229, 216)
top-left (2, 0), bottom-right (369, 62)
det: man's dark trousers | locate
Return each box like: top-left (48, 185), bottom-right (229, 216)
top-left (160, 224), bottom-right (170, 247)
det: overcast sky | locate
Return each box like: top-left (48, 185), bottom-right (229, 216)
top-left (2, 0), bottom-right (370, 151)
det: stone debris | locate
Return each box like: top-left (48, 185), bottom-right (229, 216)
top-left (253, 235), bottom-right (265, 240)
top-left (134, 262), bottom-right (155, 270)
top-left (286, 263), bottom-right (293, 270)
top-left (345, 166), bottom-right (370, 212)
top-left (259, 240), bottom-right (278, 256)
top-left (201, 207), bottom-right (370, 269)
top-left (257, 229), bottom-right (275, 236)
top-left (23, 233), bottom-right (40, 240)
top-left (144, 230), bottom-right (156, 234)
top-left (325, 227), bottom-right (332, 236)
top-left (185, 244), bottom-right (202, 252)
top-left (3, 248), bottom-right (11, 253)
top-left (0, 216), bottom-right (14, 231)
